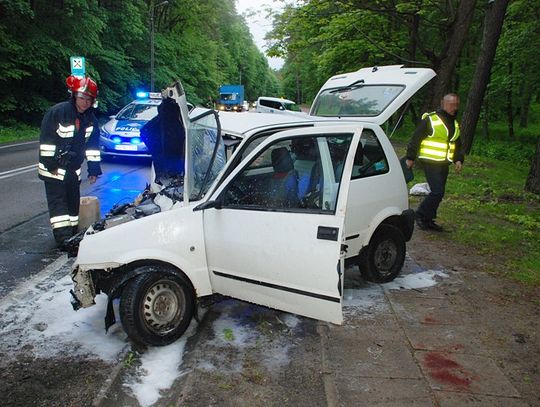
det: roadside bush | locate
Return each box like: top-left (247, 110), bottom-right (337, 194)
top-left (0, 123), bottom-right (39, 144)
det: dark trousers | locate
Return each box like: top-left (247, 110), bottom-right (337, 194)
top-left (416, 162), bottom-right (449, 221)
top-left (44, 171), bottom-right (80, 244)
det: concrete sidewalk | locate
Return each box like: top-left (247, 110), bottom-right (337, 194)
top-left (320, 267), bottom-right (528, 407)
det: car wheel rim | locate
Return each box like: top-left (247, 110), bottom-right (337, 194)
top-left (373, 239), bottom-right (397, 275)
top-left (142, 279), bottom-right (185, 335)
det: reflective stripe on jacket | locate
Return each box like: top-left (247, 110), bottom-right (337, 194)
top-left (418, 112), bottom-right (460, 162)
top-left (38, 100), bottom-right (102, 182)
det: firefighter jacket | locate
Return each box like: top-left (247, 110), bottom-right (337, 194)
top-left (38, 100), bottom-right (102, 182)
top-left (406, 109), bottom-right (464, 165)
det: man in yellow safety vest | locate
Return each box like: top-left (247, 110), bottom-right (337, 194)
top-left (405, 93), bottom-right (464, 232)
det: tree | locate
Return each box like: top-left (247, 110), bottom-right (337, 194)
top-left (460, 0), bottom-right (511, 154)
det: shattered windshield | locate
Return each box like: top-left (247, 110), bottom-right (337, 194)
top-left (311, 85), bottom-right (404, 117)
top-left (188, 112), bottom-right (226, 200)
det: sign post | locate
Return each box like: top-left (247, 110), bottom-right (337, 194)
top-left (70, 56), bottom-right (85, 78)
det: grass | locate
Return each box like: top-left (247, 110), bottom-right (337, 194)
top-left (0, 123), bottom-right (39, 144)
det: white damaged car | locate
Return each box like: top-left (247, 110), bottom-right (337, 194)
top-left (70, 65), bottom-right (435, 346)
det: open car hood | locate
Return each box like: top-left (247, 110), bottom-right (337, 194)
top-left (309, 65), bottom-right (436, 125)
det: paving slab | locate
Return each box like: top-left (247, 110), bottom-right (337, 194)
top-left (435, 391), bottom-right (530, 407)
top-left (401, 324), bottom-right (492, 356)
top-left (326, 333), bottom-right (422, 379)
top-left (415, 351), bottom-right (521, 397)
top-left (336, 377), bottom-right (435, 407)
top-left (389, 296), bottom-right (473, 326)
top-left (335, 315), bottom-right (404, 342)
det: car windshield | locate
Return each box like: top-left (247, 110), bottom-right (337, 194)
top-left (311, 84), bottom-right (404, 117)
top-left (284, 102), bottom-right (302, 112)
top-left (187, 112), bottom-right (226, 200)
top-left (116, 103), bottom-right (159, 121)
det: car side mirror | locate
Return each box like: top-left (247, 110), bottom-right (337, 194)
top-left (109, 115), bottom-right (116, 119)
top-left (193, 200), bottom-right (222, 211)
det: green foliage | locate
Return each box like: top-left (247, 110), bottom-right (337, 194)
top-left (0, 0), bottom-right (277, 121)
top-left (0, 123), bottom-right (39, 143)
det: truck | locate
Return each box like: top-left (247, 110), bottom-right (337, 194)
top-left (217, 84), bottom-right (245, 112)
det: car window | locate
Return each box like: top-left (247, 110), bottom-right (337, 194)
top-left (117, 103), bottom-right (159, 121)
top-left (311, 85), bottom-right (404, 117)
top-left (351, 129), bottom-right (389, 179)
top-left (222, 133), bottom-right (353, 213)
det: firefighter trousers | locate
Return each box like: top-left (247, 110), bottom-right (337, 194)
top-left (43, 171), bottom-right (80, 245)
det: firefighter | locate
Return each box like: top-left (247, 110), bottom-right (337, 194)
top-left (38, 75), bottom-right (102, 248)
top-left (405, 93), bottom-right (464, 232)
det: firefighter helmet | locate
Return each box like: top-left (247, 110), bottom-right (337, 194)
top-left (66, 75), bottom-right (98, 99)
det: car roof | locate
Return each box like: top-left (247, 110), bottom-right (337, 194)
top-left (216, 111), bottom-right (312, 136)
top-left (257, 96), bottom-right (297, 104)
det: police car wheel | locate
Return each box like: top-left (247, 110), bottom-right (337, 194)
top-left (120, 268), bottom-right (195, 346)
top-left (359, 224), bottom-right (405, 283)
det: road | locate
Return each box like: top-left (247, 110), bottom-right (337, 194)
top-left (0, 140), bottom-right (151, 298)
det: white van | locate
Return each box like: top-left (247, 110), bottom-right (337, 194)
top-left (255, 96), bottom-right (306, 116)
top-left (70, 65), bottom-right (435, 346)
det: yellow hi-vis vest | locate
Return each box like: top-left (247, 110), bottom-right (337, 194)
top-left (418, 112), bottom-right (460, 162)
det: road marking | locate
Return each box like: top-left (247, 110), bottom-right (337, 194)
top-left (0, 164), bottom-right (37, 180)
top-left (0, 140), bottom-right (38, 149)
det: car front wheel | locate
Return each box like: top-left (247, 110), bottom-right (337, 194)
top-left (120, 268), bottom-right (194, 346)
top-left (359, 224), bottom-right (405, 283)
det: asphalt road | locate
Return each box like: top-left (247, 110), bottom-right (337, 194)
top-left (0, 140), bottom-right (151, 298)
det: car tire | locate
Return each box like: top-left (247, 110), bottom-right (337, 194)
top-left (120, 268), bottom-right (195, 346)
top-left (359, 224), bottom-right (405, 283)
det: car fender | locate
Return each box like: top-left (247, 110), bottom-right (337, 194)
top-left (358, 206), bottom-right (406, 251)
top-left (76, 207), bottom-right (213, 297)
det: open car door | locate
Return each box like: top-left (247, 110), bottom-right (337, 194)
top-left (197, 126), bottom-right (361, 324)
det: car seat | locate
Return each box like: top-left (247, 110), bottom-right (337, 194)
top-left (292, 138), bottom-right (317, 200)
top-left (269, 147), bottom-right (299, 208)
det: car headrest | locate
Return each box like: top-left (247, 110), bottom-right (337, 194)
top-left (271, 147), bottom-right (294, 173)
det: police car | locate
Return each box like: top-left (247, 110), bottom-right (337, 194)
top-left (100, 92), bottom-right (194, 158)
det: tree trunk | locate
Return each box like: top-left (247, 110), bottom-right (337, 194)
top-left (525, 136), bottom-right (540, 195)
top-left (460, 0), bottom-right (510, 154)
top-left (427, 0), bottom-right (477, 109)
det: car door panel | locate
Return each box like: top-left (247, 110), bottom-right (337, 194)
top-left (201, 126), bottom-right (362, 324)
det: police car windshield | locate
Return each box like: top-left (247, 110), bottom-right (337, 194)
top-left (116, 103), bottom-right (159, 121)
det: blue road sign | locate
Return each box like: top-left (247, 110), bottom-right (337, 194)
top-left (70, 56), bottom-right (85, 78)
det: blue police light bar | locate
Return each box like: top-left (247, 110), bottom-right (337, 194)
top-left (136, 91), bottom-right (149, 99)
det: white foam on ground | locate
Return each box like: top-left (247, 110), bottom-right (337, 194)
top-left (0, 259), bottom-right (447, 407)
top-left (0, 273), bottom-right (127, 363)
top-left (123, 320), bottom-right (198, 407)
